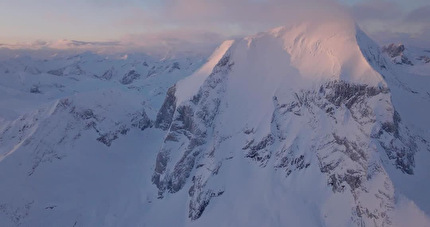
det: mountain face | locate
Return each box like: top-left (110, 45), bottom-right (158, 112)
top-left (1, 21), bottom-right (430, 227)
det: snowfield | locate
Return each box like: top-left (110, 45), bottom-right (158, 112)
top-left (1, 19), bottom-right (430, 227)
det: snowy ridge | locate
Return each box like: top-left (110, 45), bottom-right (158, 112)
top-left (176, 40), bottom-right (235, 104)
top-left (0, 100), bottom-right (58, 162)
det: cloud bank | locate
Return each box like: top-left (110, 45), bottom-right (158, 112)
top-left (348, 0), bottom-right (430, 47)
top-left (0, 0), bottom-right (429, 57)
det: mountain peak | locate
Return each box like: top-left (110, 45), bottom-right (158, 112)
top-left (265, 21), bottom-right (385, 86)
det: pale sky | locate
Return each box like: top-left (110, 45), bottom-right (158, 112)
top-left (0, 0), bottom-right (429, 53)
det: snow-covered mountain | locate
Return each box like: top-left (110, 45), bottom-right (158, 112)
top-left (1, 20), bottom-right (430, 227)
top-left (0, 52), bottom-right (205, 123)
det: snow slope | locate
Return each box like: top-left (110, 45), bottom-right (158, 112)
top-left (1, 19), bottom-right (430, 227)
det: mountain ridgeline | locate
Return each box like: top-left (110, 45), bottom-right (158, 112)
top-left (1, 20), bottom-right (430, 226)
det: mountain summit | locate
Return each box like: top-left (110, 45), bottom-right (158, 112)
top-left (1, 20), bottom-right (430, 227)
top-left (152, 20), bottom-right (429, 226)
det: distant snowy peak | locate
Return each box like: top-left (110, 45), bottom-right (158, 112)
top-left (0, 50), bottom-right (206, 125)
top-left (0, 51), bottom-right (205, 82)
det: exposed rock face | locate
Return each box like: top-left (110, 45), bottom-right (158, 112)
top-left (120, 70), bottom-right (141, 84)
top-left (131, 111), bottom-right (152, 131)
top-left (382, 44), bottom-right (413, 65)
top-left (152, 78), bottom-right (419, 224)
top-left (99, 67), bottom-right (114, 80)
top-left (269, 81), bottom-right (417, 226)
top-left (382, 44), bottom-right (405, 58)
top-left (47, 64), bottom-right (85, 76)
top-left (0, 93), bottom-right (153, 176)
top-left (152, 53), bottom-right (233, 219)
top-left (169, 62), bottom-right (181, 73)
top-left (47, 68), bottom-right (65, 76)
top-left (155, 85), bottom-right (177, 130)
top-left (30, 85), bottom-right (41, 94)
top-left (417, 55), bottom-right (430, 64)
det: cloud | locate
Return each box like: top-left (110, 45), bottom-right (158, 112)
top-left (120, 0), bottom-right (430, 49)
top-left (49, 40), bottom-right (121, 48)
top-left (0, 30), bottom-right (225, 58)
top-left (350, 0), bottom-right (402, 21)
top-left (1, 0), bottom-right (429, 55)
top-left (405, 5), bottom-right (430, 24)
top-left (369, 30), bottom-right (430, 48)
top-left (2, 0), bottom-right (356, 56)
top-left (85, 0), bottom-right (137, 8)
top-left (142, 0), bottom-right (352, 34)
top-left (0, 40), bottom-right (119, 50)
top-left (119, 0), bottom-right (429, 49)
top-left (348, 1), bottom-right (430, 47)
top-left (120, 29), bottom-right (226, 56)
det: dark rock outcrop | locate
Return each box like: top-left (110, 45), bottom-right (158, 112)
top-left (120, 70), bottom-right (141, 84)
top-left (155, 85), bottom-right (177, 130)
top-left (382, 43), bottom-right (413, 65)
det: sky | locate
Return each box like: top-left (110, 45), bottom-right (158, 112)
top-left (0, 0), bottom-right (429, 55)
